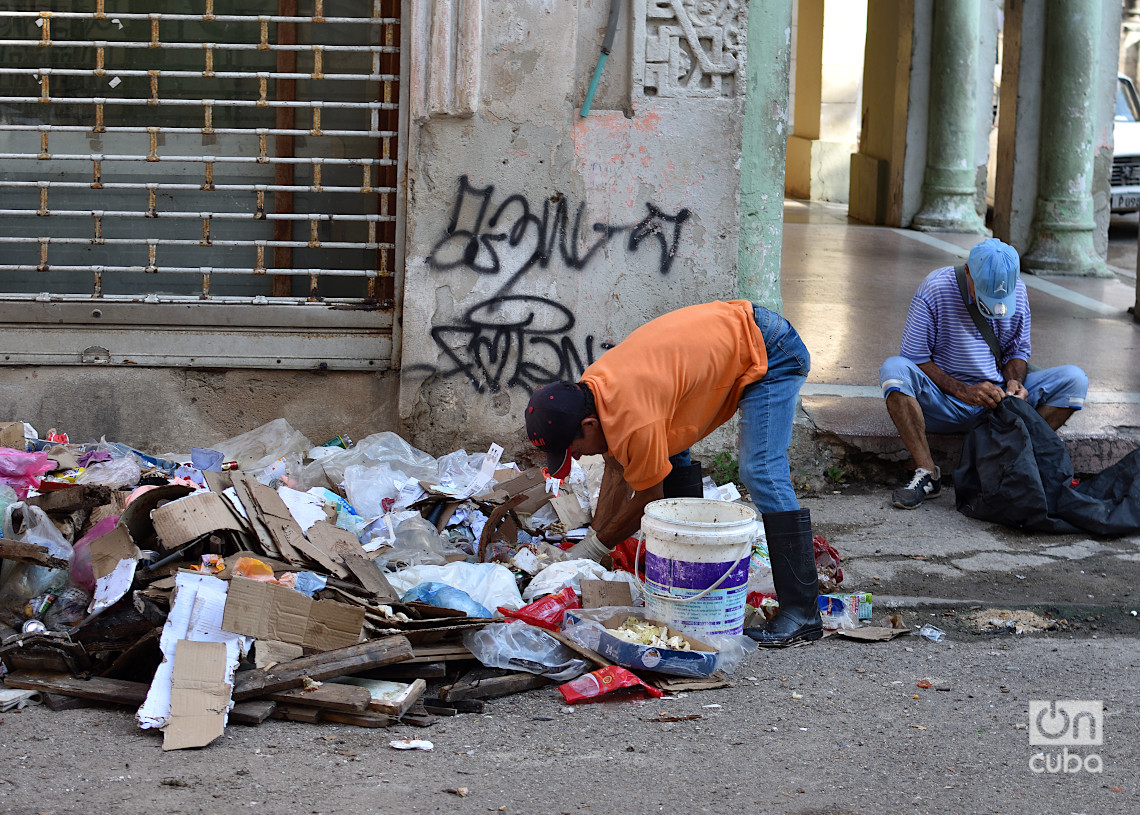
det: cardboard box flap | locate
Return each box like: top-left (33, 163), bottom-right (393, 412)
top-left (221, 577), bottom-right (364, 651)
top-left (119, 483), bottom-right (197, 550)
top-left (151, 491), bottom-right (245, 551)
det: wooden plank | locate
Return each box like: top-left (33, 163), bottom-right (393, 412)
top-left (367, 678), bottom-right (426, 717)
top-left (362, 661), bottom-right (448, 680)
top-left (232, 635), bottom-right (413, 701)
top-left (321, 709), bottom-right (397, 728)
top-left (3, 671), bottom-right (148, 707)
top-left (439, 668), bottom-right (552, 702)
top-left (267, 682), bottom-right (372, 713)
top-left (271, 703), bottom-right (323, 724)
top-left (404, 642), bottom-right (476, 663)
top-left (27, 485), bottom-right (113, 514)
top-left (0, 538), bottom-right (69, 570)
top-left (423, 697), bottom-right (485, 714)
top-left (230, 700), bottom-right (277, 725)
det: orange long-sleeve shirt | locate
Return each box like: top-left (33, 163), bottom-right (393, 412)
top-left (580, 300), bottom-right (768, 491)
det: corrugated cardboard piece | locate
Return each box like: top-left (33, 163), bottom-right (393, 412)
top-left (163, 639), bottom-right (232, 751)
top-left (0, 421), bottom-right (24, 450)
top-left (151, 491), bottom-right (246, 551)
top-left (88, 524), bottom-right (140, 616)
top-left (221, 576), bottom-right (364, 651)
top-left (138, 572), bottom-right (252, 732)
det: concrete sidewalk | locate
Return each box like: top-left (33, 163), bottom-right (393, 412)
top-left (782, 200), bottom-right (1140, 478)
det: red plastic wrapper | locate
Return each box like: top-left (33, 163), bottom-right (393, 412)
top-left (558, 666), bottom-right (664, 704)
top-left (813, 533), bottom-right (843, 593)
top-left (608, 536), bottom-right (645, 579)
top-left (497, 587), bottom-right (580, 631)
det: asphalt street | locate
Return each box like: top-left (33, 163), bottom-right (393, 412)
top-left (2, 486), bottom-right (1137, 815)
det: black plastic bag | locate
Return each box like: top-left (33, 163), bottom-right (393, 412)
top-left (954, 397), bottom-right (1140, 535)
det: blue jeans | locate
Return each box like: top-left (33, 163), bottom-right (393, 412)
top-left (736, 305), bottom-right (811, 513)
top-left (879, 356), bottom-right (1088, 433)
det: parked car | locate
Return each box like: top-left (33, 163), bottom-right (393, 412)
top-left (1110, 74), bottom-right (1140, 213)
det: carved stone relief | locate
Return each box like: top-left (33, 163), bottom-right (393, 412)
top-left (640, 0), bottom-right (747, 98)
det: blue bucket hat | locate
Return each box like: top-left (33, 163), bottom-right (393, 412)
top-left (967, 238), bottom-right (1020, 319)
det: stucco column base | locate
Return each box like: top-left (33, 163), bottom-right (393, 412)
top-left (1023, 197), bottom-right (1110, 277)
top-left (913, 167), bottom-right (987, 234)
top-left (912, 194), bottom-right (987, 234)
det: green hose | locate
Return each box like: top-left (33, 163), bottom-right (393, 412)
top-left (579, 0), bottom-right (622, 118)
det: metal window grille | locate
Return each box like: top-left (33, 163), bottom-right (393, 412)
top-left (0, 0), bottom-right (401, 369)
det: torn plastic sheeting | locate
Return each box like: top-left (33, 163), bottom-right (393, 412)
top-left (522, 559), bottom-right (641, 603)
top-left (385, 561), bottom-right (524, 611)
top-left (137, 572), bottom-right (251, 731)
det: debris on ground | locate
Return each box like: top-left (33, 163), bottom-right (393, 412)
top-left (0, 418), bottom-right (886, 749)
top-left (965, 608), bottom-right (1063, 634)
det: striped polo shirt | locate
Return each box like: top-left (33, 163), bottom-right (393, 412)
top-left (899, 265), bottom-right (1031, 384)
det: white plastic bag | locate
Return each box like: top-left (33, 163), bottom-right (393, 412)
top-left (76, 456), bottom-right (142, 488)
top-left (301, 431), bottom-right (437, 490)
top-left (0, 503), bottom-right (73, 618)
top-left (522, 559), bottom-right (641, 603)
top-left (344, 463), bottom-right (405, 519)
top-left (385, 561), bottom-right (525, 611)
top-left (213, 418), bottom-right (312, 472)
top-left (463, 621), bottom-right (589, 681)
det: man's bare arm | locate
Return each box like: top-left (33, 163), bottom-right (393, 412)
top-left (917, 360), bottom-right (1005, 409)
top-left (591, 454), bottom-right (663, 548)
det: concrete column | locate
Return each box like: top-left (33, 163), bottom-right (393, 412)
top-left (1022, 0), bottom-right (1107, 276)
top-left (738, 0), bottom-right (793, 312)
top-left (912, 0), bottom-right (987, 233)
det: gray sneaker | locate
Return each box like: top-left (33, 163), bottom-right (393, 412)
top-left (892, 468), bottom-right (941, 509)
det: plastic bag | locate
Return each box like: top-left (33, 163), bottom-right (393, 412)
top-left (69, 515), bottom-right (120, 592)
top-left (818, 594), bottom-right (860, 630)
top-left (385, 561), bottom-right (524, 611)
top-left (402, 582), bottom-right (492, 617)
top-left (0, 502), bottom-right (73, 620)
top-left (747, 533), bottom-right (775, 596)
top-left (373, 515), bottom-right (452, 568)
top-left (344, 463), bottom-right (406, 518)
top-left (522, 559), bottom-right (641, 603)
top-left (701, 633), bottom-right (759, 674)
top-left (499, 587), bottom-right (580, 631)
top-left (76, 456), bottom-right (142, 488)
top-left (0, 449), bottom-right (54, 499)
top-left (463, 621), bottom-right (589, 682)
top-left (814, 534), bottom-right (843, 593)
top-left (213, 418), bottom-right (312, 473)
top-left (300, 431), bottom-right (437, 492)
top-left (559, 665), bottom-right (664, 704)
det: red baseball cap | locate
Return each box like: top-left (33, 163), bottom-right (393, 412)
top-left (525, 382), bottom-right (588, 479)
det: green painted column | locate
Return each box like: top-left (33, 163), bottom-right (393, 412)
top-left (738, 0), bottom-right (793, 312)
top-left (912, 0), bottom-right (987, 234)
top-left (1022, 0), bottom-right (1108, 276)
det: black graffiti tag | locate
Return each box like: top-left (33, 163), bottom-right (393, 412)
top-left (429, 295), bottom-right (612, 393)
top-left (426, 175), bottom-right (691, 289)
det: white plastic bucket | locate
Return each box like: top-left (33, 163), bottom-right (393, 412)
top-left (639, 498), bottom-right (758, 638)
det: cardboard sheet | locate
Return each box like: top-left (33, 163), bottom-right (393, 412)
top-left (88, 524), bottom-right (139, 616)
top-left (163, 640), bottom-right (232, 751)
top-left (221, 576), bottom-right (364, 651)
top-left (150, 491), bottom-right (246, 551)
top-left (137, 572), bottom-right (252, 731)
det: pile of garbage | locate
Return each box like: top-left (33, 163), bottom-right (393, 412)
top-left (0, 418), bottom-right (882, 749)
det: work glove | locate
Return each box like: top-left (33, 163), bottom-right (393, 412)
top-left (566, 528), bottom-right (611, 563)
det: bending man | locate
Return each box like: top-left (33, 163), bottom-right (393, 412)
top-left (524, 300), bottom-right (820, 647)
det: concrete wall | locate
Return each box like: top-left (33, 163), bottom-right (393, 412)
top-left (399, 0), bottom-right (751, 460)
top-left (0, 367), bottom-right (400, 454)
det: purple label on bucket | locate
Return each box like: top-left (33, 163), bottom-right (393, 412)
top-left (644, 552), bottom-right (749, 591)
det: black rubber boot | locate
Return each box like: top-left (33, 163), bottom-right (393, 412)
top-left (662, 461), bottom-right (703, 498)
top-left (744, 508), bottom-right (823, 647)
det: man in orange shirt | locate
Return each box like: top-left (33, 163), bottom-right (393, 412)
top-left (525, 300), bottom-right (820, 647)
